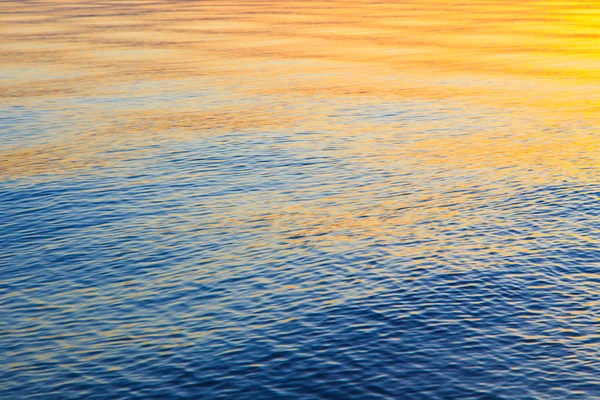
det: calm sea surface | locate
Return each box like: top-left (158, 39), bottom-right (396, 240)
top-left (1, 1), bottom-right (599, 399)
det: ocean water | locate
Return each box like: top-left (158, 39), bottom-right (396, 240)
top-left (1, 1), bottom-right (599, 399)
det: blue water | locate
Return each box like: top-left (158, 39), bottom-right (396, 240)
top-left (2, 99), bottom-right (599, 398)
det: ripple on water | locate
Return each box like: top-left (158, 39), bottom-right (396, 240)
top-left (2, 130), bottom-right (599, 398)
top-left (1, 0), bottom-right (599, 399)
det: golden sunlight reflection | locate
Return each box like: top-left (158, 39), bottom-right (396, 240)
top-left (1, 0), bottom-right (598, 181)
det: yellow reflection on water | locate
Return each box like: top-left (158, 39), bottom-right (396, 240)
top-left (1, 0), bottom-right (598, 180)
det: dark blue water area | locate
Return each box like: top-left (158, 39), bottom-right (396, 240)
top-left (1, 130), bottom-right (599, 400)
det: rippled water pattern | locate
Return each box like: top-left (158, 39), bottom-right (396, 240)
top-left (1, 0), bottom-right (599, 399)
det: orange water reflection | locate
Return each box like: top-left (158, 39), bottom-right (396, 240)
top-left (1, 0), bottom-right (598, 181)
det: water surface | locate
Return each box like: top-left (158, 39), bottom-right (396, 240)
top-left (1, 0), bottom-right (599, 399)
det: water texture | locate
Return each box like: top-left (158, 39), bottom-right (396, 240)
top-left (1, 1), bottom-right (599, 399)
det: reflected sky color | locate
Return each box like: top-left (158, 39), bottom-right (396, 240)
top-left (1, 1), bottom-right (599, 399)
top-left (1, 0), bottom-right (599, 179)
